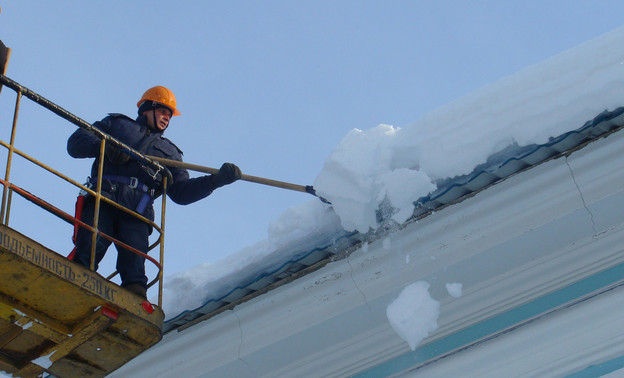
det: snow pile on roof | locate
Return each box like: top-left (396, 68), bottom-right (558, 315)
top-left (314, 26), bottom-right (624, 233)
top-left (161, 26), bottom-right (624, 320)
top-left (162, 200), bottom-right (343, 315)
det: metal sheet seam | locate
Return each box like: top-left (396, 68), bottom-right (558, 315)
top-left (346, 253), bottom-right (373, 315)
top-left (232, 309), bottom-right (255, 376)
top-left (565, 157), bottom-right (598, 235)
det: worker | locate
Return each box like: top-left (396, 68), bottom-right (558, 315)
top-left (67, 86), bottom-right (241, 299)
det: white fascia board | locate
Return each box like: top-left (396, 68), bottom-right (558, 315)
top-left (113, 129), bottom-right (624, 377)
top-left (411, 284), bottom-right (624, 377)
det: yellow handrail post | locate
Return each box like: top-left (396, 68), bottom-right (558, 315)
top-left (90, 138), bottom-right (107, 271)
top-left (1, 91), bottom-right (21, 224)
top-left (4, 187), bottom-right (12, 226)
top-left (158, 176), bottom-right (168, 308)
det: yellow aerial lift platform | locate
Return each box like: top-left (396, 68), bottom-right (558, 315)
top-left (0, 39), bottom-right (170, 377)
top-left (0, 224), bottom-right (164, 377)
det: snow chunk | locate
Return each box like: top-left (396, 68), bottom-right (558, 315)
top-left (386, 281), bottom-right (440, 351)
top-left (382, 168), bottom-right (436, 224)
top-left (446, 282), bottom-right (463, 298)
top-left (314, 124), bottom-right (434, 232)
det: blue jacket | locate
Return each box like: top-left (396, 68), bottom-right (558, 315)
top-left (67, 113), bottom-right (221, 219)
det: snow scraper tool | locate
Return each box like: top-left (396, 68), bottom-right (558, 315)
top-left (146, 155), bottom-right (331, 204)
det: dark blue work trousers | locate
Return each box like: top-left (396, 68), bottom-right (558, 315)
top-left (73, 197), bottom-right (149, 288)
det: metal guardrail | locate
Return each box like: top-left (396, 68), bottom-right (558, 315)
top-left (0, 73), bottom-right (172, 307)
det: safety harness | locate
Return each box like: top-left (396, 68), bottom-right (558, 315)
top-left (89, 175), bottom-right (156, 214)
top-left (89, 128), bottom-right (160, 213)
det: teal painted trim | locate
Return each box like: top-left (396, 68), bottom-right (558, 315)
top-left (566, 354), bottom-right (624, 377)
top-left (354, 263), bottom-right (624, 377)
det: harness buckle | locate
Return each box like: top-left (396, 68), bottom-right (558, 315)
top-left (129, 177), bottom-right (139, 189)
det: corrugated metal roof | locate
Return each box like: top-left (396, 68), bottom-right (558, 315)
top-left (413, 107), bottom-right (624, 215)
top-left (164, 107), bottom-right (624, 333)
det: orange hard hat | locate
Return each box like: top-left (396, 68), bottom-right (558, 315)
top-left (137, 86), bottom-right (181, 116)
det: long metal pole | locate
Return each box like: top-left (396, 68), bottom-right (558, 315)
top-left (147, 155), bottom-right (321, 196)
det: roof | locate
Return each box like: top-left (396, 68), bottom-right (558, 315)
top-left (163, 106), bottom-right (624, 333)
top-left (114, 108), bottom-right (624, 376)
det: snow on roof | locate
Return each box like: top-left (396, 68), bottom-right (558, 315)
top-left (161, 25), bottom-right (624, 329)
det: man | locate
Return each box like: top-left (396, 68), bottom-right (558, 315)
top-left (67, 86), bottom-right (241, 299)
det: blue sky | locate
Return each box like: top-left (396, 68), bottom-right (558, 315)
top-left (1, 1), bottom-right (624, 281)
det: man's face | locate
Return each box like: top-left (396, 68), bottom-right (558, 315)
top-left (144, 107), bottom-right (173, 131)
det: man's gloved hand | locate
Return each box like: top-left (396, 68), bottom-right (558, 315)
top-left (105, 144), bottom-right (130, 165)
top-left (214, 163), bottom-right (242, 187)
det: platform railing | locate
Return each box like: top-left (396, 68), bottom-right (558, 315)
top-left (0, 73), bottom-right (171, 307)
